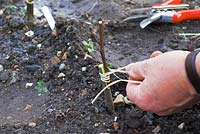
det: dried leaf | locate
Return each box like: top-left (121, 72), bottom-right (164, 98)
top-left (24, 104), bottom-right (32, 110)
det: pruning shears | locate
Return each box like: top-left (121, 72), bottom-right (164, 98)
top-left (123, 0), bottom-right (200, 28)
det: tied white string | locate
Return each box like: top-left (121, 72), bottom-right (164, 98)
top-left (99, 72), bottom-right (110, 83)
top-left (91, 67), bottom-right (141, 104)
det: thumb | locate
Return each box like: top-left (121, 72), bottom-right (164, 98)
top-left (126, 61), bottom-right (147, 81)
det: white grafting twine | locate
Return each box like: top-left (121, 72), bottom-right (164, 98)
top-left (91, 67), bottom-right (141, 104)
top-left (99, 72), bottom-right (110, 83)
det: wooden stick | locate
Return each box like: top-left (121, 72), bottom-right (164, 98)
top-left (25, 0), bottom-right (34, 28)
top-left (98, 20), bottom-right (115, 113)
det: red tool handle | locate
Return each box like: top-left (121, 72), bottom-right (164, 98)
top-left (172, 9), bottom-right (200, 23)
top-left (154, 0), bottom-right (182, 6)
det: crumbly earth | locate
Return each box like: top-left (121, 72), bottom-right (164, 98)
top-left (1, 0), bottom-right (200, 134)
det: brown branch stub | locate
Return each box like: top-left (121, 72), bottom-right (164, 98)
top-left (98, 20), bottom-right (115, 113)
top-left (25, 0), bottom-right (34, 28)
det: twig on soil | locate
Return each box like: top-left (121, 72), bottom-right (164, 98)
top-left (98, 20), bottom-right (115, 113)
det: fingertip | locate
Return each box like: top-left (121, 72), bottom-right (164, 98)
top-left (150, 51), bottom-right (163, 58)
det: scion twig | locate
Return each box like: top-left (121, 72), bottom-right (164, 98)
top-left (98, 20), bottom-right (115, 113)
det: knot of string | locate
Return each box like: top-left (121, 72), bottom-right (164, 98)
top-left (99, 67), bottom-right (126, 83)
top-left (99, 72), bottom-right (110, 83)
top-left (92, 66), bottom-right (141, 104)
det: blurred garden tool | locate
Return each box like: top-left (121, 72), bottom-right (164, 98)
top-left (123, 0), bottom-right (200, 29)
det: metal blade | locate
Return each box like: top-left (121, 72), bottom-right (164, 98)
top-left (123, 14), bottom-right (149, 22)
top-left (140, 13), bottom-right (162, 29)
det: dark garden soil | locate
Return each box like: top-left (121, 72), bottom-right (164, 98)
top-left (1, 0), bottom-right (200, 134)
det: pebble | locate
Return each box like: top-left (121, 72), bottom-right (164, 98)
top-left (37, 44), bottom-right (42, 49)
top-left (0, 65), bottom-right (3, 72)
top-left (28, 122), bottom-right (37, 128)
top-left (58, 73), bottom-right (66, 78)
top-left (75, 55), bottom-right (78, 59)
top-left (95, 123), bottom-right (100, 127)
top-left (113, 91), bottom-right (120, 97)
top-left (59, 63), bottom-right (65, 71)
top-left (48, 108), bottom-right (54, 113)
top-left (26, 83), bottom-right (34, 88)
top-left (25, 30), bottom-right (34, 37)
top-left (57, 51), bottom-right (62, 57)
top-left (81, 67), bottom-right (87, 72)
top-left (113, 94), bottom-right (125, 106)
top-left (178, 123), bottom-right (185, 130)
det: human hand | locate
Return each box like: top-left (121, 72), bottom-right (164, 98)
top-left (126, 50), bottom-right (200, 116)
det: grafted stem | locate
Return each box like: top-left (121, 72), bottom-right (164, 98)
top-left (98, 20), bottom-right (115, 114)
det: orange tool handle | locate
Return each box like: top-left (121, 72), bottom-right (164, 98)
top-left (154, 0), bottom-right (182, 6)
top-left (172, 9), bottom-right (200, 23)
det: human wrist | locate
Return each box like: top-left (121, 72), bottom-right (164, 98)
top-left (185, 49), bottom-right (200, 94)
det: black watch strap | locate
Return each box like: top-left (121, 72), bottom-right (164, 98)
top-left (185, 49), bottom-right (200, 94)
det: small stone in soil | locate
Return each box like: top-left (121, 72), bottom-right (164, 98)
top-left (59, 63), bottom-right (65, 71)
top-left (25, 30), bottom-right (34, 37)
top-left (178, 123), bottom-right (185, 130)
top-left (28, 122), bottom-right (37, 128)
top-left (75, 55), bottom-right (78, 59)
top-left (37, 44), bottom-right (42, 49)
top-left (57, 51), bottom-right (62, 57)
top-left (26, 83), bottom-right (34, 88)
top-left (48, 108), bottom-right (54, 113)
top-left (0, 64), bottom-right (4, 72)
top-left (81, 67), bottom-right (87, 72)
top-left (94, 123), bottom-right (100, 127)
top-left (58, 73), bottom-right (65, 78)
top-left (114, 91), bottom-right (120, 97)
top-left (113, 94), bottom-right (125, 106)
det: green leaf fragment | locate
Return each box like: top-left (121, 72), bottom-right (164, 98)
top-left (82, 39), bottom-right (95, 53)
top-left (108, 63), bottom-right (113, 69)
top-left (35, 80), bottom-right (48, 92)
